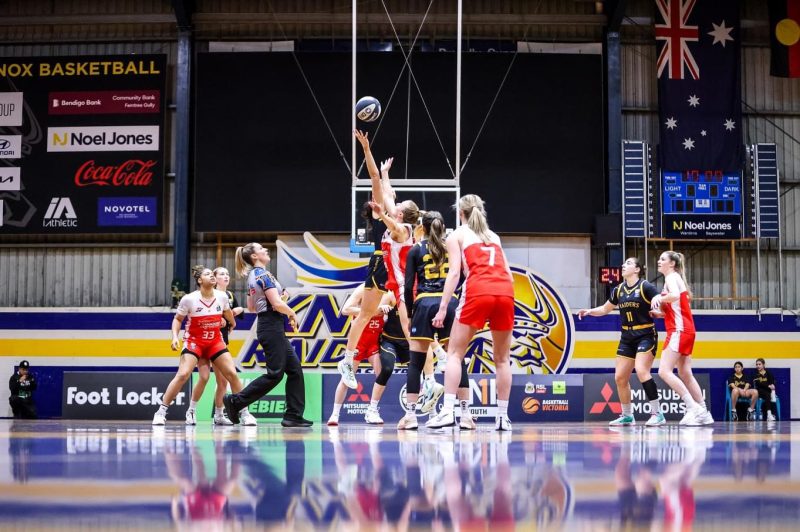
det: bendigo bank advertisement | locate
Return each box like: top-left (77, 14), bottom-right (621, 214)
top-left (0, 56), bottom-right (166, 234)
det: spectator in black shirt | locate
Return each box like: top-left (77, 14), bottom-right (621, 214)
top-left (8, 360), bottom-right (37, 419)
top-left (753, 358), bottom-right (778, 421)
top-left (728, 361), bottom-right (757, 420)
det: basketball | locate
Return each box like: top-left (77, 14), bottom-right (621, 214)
top-left (522, 397), bottom-right (540, 414)
top-left (356, 96), bottom-right (381, 122)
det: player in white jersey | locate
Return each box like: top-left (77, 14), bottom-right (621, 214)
top-left (185, 266), bottom-right (243, 426)
top-left (153, 266), bottom-right (247, 425)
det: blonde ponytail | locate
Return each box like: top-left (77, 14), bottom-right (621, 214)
top-left (235, 243), bottom-right (257, 278)
top-left (458, 194), bottom-right (491, 244)
top-left (665, 250), bottom-right (692, 298)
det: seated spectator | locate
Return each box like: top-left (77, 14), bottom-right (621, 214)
top-left (753, 358), bottom-right (778, 421)
top-left (728, 361), bottom-right (757, 420)
top-left (8, 360), bottom-right (37, 419)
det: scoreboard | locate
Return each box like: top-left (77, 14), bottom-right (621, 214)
top-left (661, 170), bottom-right (743, 239)
top-left (662, 170), bottom-right (741, 215)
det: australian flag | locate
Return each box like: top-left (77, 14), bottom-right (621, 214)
top-left (657, 0), bottom-right (743, 172)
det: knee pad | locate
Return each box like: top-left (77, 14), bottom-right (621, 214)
top-left (375, 350), bottom-right (395, 386)
top-left (641, 377), bottom-right (658, 401)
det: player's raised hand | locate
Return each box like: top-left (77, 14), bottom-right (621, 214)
top-left (354, 129), bottom-right (370, 150)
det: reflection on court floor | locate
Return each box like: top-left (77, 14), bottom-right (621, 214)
top-left (1, 420), bottom-right (798, 529)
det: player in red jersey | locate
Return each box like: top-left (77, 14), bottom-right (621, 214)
top-left (186, 266), bottom-right (244, 426)
top-left (427, 194), bottom-right (515, 431)
top-left (153, 266), bottom-right (246, 425)
top-left (339, 131), bottom-right (419, 389)
top-left (328, 283), bottom-right (395, 426)
top-left (651, 251), bottom-right (713, 426)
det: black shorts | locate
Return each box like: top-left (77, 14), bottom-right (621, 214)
top-left (409, 295), bottom-right (457, 342)
top-left (364, 252), bottom-right (388, 292)
top-left (380, 336), bottom-right (410, 364)
top-left (617, 329), bottom-right (658, 358)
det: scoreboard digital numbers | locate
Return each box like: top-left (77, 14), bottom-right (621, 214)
top-left (662, 170), bottom-right (741, 215)
top-left (661, 170), bottom-right (743, 239)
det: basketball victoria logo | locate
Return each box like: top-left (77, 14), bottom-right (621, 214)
top-left (235, 232), bottom-right (575, 375)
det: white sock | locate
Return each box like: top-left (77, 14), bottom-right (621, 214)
top-left (460, 400), bottom-right (470, 415)
top-left (498, 399), bottom-right (509, 417)
top-left (332, 403), bottom-right (342, 417)
top-left (344, 350), bottom-right (354, 364)
top-left (214, 407), bottom-right (224, 416)
top-left (424, 375), bottom-right (435, 388)
top-left (240, 406), bottom-right (250, 415)
top-left (682, 393), bottom-right (699, 410)
top-left (157, 404), bottom-right (168, 414)
top-left (443, 393), bottom-right (456, 413)
top-left (649, 400), bottom-right (661, 414)
top-left (621, 403), bottom-right (633, 416)
top-left (369, 400), bottom-right (379, 410)
top-left (434, 345), bottom-right (447, 360)
top-left (189, 400), bottom-right (198, 411)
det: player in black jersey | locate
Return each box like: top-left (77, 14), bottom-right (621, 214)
top-left (338, 130), bottom-right (391, 391)
top-left (728, 361), bottom-right (757, 420)
top-left (396, 211), bottom-right (474, 430)
top-left (578, 257), bottom-right (665, 427)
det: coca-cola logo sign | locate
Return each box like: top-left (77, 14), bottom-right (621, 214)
top-left (74, 159), bottom-right (156, 187)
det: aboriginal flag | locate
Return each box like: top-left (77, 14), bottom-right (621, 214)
top-left (770, 0), bottom-right (800, 77)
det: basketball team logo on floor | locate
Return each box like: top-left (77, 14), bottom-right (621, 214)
top-left (467, 266), bottom-right (575, 374)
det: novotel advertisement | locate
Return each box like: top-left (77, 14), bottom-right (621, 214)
top-left (0, 55), bottom-right (166, 234)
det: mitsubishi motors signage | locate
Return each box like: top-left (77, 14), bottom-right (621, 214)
top-left (583, 374), bottom-right (711, 421)
top-left (0, 54), bottom-right (166, 234)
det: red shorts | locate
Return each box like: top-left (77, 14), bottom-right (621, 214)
top-left (183, 337), bottom-right (228, 361)
top-left (456, 294), bottom-right (515, 331)
top-left (663, 330), bottom-right (695, 356)
top-left (355, 317), bottom-right (383, 361)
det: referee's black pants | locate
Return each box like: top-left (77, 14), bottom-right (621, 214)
top-left (232, 312), bottom-right (306, 420)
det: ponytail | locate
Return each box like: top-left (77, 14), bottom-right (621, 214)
top-left (458, 194), bottom-right (491, 244)
top-left (665, 250), bottom-right (692, 297)
top-left (400, 200), bottom-right (420, 225)
top-left (422, 211), bottom-right (447, 270)
top-left (235, 243), bottom-right (257, 278)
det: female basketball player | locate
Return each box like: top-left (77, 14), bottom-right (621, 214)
top-left (327, 283), bottom-right (395, 426)
top-left (577, 257), bottom-right (665, 427)
top-left (222, 243), bottom-right (312, 427)
top-left (153, 266), bottom-right (249, 426)
top-left (427, 194), bottom-right (515, 431)
top-left (339, 131), bottom-right (419, 389)
top-left (185, 267), bottom-right (243, 426)
top-left (753, 358), bottom-right (778, 421)
top-left (397, 210), bottom-right (474, 430)
top-left (651, 251), bottom-right (713, 425)
top-left (338, 131), bottom-right (390, 390)
top-left (727, 361), bottom-right (757, 420)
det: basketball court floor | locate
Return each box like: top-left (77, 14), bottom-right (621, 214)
top-left (1, 419), bottom-right (798, 530)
